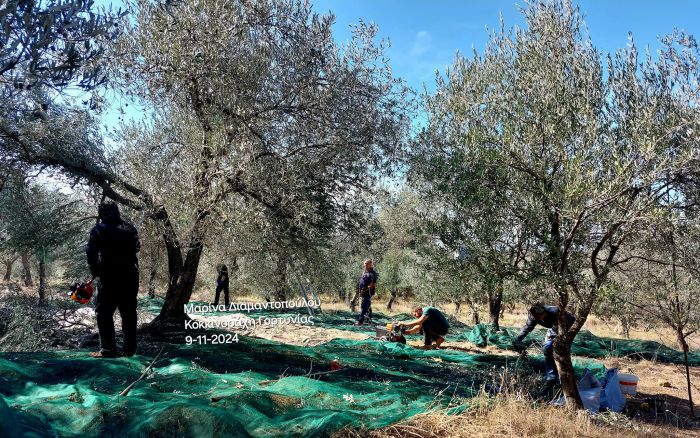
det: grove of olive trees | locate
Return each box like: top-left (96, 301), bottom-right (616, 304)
top-left (1, 0), bottom-right (699, 415)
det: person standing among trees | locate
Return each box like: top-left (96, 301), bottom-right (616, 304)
top-left (213, 264), bottom-right (230, 306)
top-left (512, 303), bottom-right (577, 382)
top-left (354, 259), bottom-right (378, 325)
top-left (86, 202), bottom-right (140, 358)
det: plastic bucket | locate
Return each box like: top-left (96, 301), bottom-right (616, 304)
top-left (618, 373), bottom-right (639, 395)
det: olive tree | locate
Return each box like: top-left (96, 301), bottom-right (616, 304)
top-left (0, 0), bottom-right (126, 293)
top-left (374, 189), bottom-right (421, 310)
top-left (409, 147), bottom-right (530, 330)
top-left (104, 0), bottom-right (408, 324)
top-left (609, 217), bottom-right (700, 416)
top-left (0, 177), bottom-right (92, 301)
top-left (417, 0), bottom-right (700, 407)
top-left (1, 0), bottom-right (123, 181)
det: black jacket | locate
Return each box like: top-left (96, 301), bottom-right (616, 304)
top-left (86, 218), bottom-right (140, 279)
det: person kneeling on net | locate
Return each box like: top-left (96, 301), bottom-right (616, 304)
top-left (511, 303), bottom-right (576, 382)
top-left (400, 306), bottom-right (450, 350)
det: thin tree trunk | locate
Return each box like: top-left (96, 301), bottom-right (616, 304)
top-left (230, 256), bottom-right (239, 277)
top-left (2, 256), bottom-right (17, 281)
top-left (677, 330), bottom-right (695, 417)
top-left (274, 252), bottom-right (288, 302)
top-left (21, 253), bottom-right (33, 287)
top-left (619, 317), bottom-right (630, 339)
top-left (472, 309), bottom-right (480, 325)
top-left (387, 289), bottom-right (397, 310)
top-left (487, 281), bottom-right (503, 331)
top-left (229, 256), bottom-right (238, 300)
top-left (669, 244), bottom-right (695, 417)
top-left (553, 335), bottom-right (583, 409)
top-left (3, 261), bottom-right (10, 281)
top-left (683, 347), bottom-right (695, 417)
top-left (147, 247), bottom-right (159, 298)
top-left (147, 265), bottom-right (157, 298)
top-left (38, 256), bottom-right (46, 302)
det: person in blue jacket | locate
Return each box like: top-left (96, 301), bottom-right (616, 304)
top-left (354, 259), bottom-right (378, 325)
top-left (512, 303), bottom-right (576, 381)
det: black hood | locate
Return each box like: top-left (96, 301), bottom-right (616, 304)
top-left (98, 202), bottom-right (121, 222)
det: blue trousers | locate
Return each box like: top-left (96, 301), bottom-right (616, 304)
top-left (357, 294), bottom-right (372, 323)
top-left (543, 331), bottom-right (557, 380)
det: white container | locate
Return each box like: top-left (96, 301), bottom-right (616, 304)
top-left (618, 373), bottom-right (639, 395)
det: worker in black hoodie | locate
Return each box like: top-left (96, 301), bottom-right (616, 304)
top-left (214, 264), bottom-right (230, 306)
top-left (86, 201), bottom-right (140, 358)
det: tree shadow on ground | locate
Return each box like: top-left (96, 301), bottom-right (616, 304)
top-left (625, 391), bottom-right (699, 430)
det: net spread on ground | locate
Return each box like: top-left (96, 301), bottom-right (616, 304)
top-left (0, 301), bottom-right (694, 437)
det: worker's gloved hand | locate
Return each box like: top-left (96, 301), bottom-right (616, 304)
top-left (511, 340), bottom-right (524, 352)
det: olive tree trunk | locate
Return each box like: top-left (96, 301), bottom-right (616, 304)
top-left (2, 256), bottom-right (18, 281)
top-left (274, 252), bottom-right (289, 302)
top-left (677, 329), bottom-right (695, 417)
top-left (386, 289), bottom-right (397, 310)
top-left (37, 256), bottom-right (47, 303)
top-left (21, 253), bottom-right (33, 287)
top-left (487, 281), bottom-right (503, 331)
top-left (553, 332), bottom-right (582, 408)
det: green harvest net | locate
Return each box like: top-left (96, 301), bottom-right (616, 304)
top-left (0, 317), bottom-right (604, 437)
top-left (462, 324), bottom-right (700, 366)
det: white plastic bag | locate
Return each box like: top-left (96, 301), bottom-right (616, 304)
top-left (600, 368), bottom-right (626, 412)
top-left (551, 368), bottom-right (601, 412)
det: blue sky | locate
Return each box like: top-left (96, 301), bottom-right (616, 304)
top-left (311, 0), bottom-right (700, 93)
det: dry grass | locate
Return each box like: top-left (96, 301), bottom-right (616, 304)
top-left (334, 394), bottom-right (689, 438)
top-left (605, 357), bottom-right (700, 427)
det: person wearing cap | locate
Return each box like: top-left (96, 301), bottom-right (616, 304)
top-left (354, 258), bottom-right (378, 325)
top-left (512, 303), bottom-right (576, 381)
top-left (86, 201), bottom-right (140, 358)
top-left (400, 305), bottom-right (450, 350)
